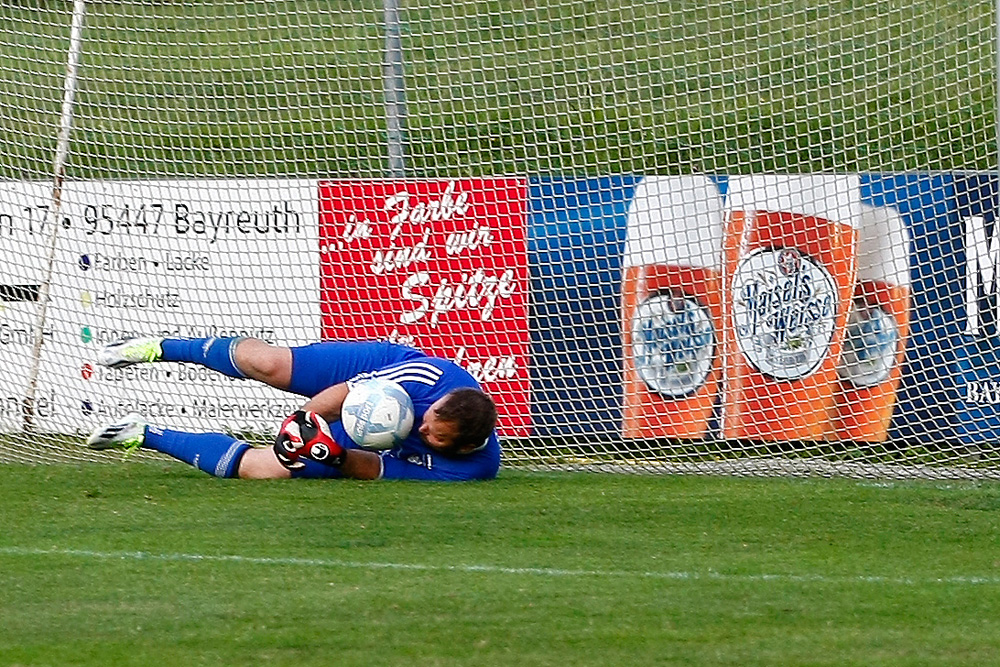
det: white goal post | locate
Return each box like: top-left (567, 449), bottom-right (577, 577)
top-left (2, 0), bottom-right (1000, 478)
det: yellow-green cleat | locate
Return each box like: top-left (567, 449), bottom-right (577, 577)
top-left (97, 337), bottom-right (164, 369)
top-left (86, 413), bottom-right (147, 457)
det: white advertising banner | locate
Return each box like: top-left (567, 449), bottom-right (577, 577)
top-left (0, 179), bottom-right (321, 435)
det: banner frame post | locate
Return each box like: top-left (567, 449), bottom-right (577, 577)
top-left (384, 0), bottom-right (408, 178)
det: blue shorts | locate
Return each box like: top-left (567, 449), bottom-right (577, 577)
top-left (287, 341), bottom-right (426, 398)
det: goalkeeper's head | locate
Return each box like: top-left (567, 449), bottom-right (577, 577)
top-left (419, 388), bottom-right (497, 456)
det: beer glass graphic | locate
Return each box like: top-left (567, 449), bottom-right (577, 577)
top-left (832, 204), bottom-right (910, 442)
top-left (722, 174), bottom-right (860, 442)
top-left (622, 175), bottom-right (724, 439)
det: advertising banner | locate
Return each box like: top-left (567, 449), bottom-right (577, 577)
top-left (318, 179), bottom-right (531, 436)
top-left (954, 174), bottom-right (1000, 444)
top-left (527, 174), bottom-right (986, 446)
top-left (528, 176), bottom-right (637, 439)
top-left (0, 179), bottom-right (320, 434)
top-left (3, 174), bottom-right (1000, 448)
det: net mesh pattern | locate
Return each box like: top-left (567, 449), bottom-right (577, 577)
top-left (1, 0), bottom-right (998, 476)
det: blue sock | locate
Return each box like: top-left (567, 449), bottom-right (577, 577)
top-left (160, 337), bottom-right (246, 378)
top-left (144, 426), bottom-right (251, 478)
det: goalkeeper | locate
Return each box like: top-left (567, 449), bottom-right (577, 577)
top-left (85, 336), bottom-right (500, 482)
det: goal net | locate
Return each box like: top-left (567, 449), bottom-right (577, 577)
top-left (1, 0), bottom-right (999, 477)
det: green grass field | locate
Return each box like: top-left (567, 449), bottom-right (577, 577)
top-left (3, 464), bottom-right (1000, 665)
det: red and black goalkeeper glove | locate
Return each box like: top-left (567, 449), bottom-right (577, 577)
top-left (273, 410), bottom-right (346, 470)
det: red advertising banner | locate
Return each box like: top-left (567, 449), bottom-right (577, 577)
top-left (319, 179), bottom-right (530, 436)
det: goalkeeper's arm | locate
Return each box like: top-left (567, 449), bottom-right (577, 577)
top-left (299, 382), bottom-right (350, 424)
top-left (239, 443), bottom-right (382, 480)
top-left (272, 410), bottom-right (383, 479)
top-left (294, 385), bottom-right (383, 478)
top-left (339, 449), bottom-right (382, 479)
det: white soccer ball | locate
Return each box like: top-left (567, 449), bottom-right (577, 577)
top-left (341, 378), bottom-right (415, 450)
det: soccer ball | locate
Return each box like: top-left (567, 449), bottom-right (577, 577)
top-left (341, 378), bottom-right (415, 450)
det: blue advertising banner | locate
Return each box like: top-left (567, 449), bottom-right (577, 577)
top-left (954, 174), bottom-right (1000, 444)
top-left (862, 174), bottom-right (963, 444)
top-left (529, 173), bottom-right (1000, 446)
top-left (528, 176), bottom-right (638, 438)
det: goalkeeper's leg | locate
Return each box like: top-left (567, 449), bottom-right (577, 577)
top-left (86, 413), bottom-right (344, 479)
top-left (100, 336), bottom-right (293, 389)
top-left (100, 337), bottom-right (420, 395)
top-left (158, 338), bottom-right (421, 396)
top-left (161, 337), bottom-right (292, 388)
top-left (87, 414), bottom-right (252, 478)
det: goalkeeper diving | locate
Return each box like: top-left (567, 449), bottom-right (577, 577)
top-left (85, 336), bottom-right (500, 481)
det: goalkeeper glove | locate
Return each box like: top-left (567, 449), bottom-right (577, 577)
top-left (273, 410), bottom-right (346, 470)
